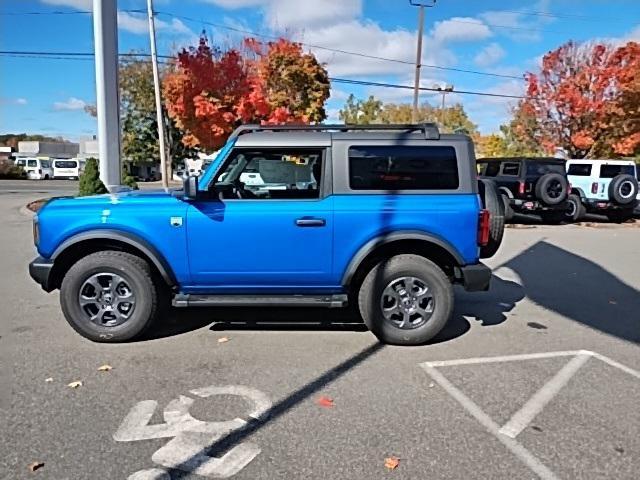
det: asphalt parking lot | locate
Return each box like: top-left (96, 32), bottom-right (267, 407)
top-left (2, 183), bottom-right (639, 480)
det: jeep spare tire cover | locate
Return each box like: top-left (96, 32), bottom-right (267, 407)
top-left (535, 173), bottom-right (568, 205)
top-left (478, 179), bottom-right (505, 259)
top-left (608, 174), bottom-right (638, 205)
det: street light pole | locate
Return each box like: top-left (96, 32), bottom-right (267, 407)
top-left (92, 0), bottom-right (121, 192)
top-left (146, 0), bottom-right (169, 190)
top-left (434, 84), bottom-right (453, 127)
top-left (409, 0), bottom-right (436, 124)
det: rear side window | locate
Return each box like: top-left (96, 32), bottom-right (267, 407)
top-left (54, 160), bottom-right (78, 168)
top-left (348, 146), bottom-right (459, 190)
top-left (500, 162), bottom-right (520, 176)
top-left (527, 162), bottom-right (565, 175)
top-left (567, 164), bottom-right (592, 176)
top-left (599, 164), bottom-right (635, 178)
top-left (28, 160), bottom-right (37, 167)
top-left (41, 160), bottom-right (51, 168)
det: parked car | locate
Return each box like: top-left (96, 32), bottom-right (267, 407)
top-left (15, 158), bottom-right (53, 180)
top-left (477, 157), bottom-right (569, 223)
top-left (52, 158), bottom-right (82, 180)
top-left (29, 123), bottom-right (504, 346)
top-left (565, 159), bottom-right (639, 223)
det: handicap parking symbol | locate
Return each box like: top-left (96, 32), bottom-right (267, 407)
top-left (113, 385), bottom-right (272, 479)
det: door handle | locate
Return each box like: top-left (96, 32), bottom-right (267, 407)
top-left (295, 217), bottom-right (326, 227)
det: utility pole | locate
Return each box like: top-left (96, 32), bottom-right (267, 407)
top-left (409, 0), bottom-right (436, 124)
top-left (92, 0), bottom-right (121, 191)
top-left (147, 0), bottom-right (169, 190)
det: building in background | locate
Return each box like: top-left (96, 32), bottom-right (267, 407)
top-left (15, 141), bottom-right (79, 160)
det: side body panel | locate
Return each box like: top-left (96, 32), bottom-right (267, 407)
top-left (36, 191), bottom-right (190, 283)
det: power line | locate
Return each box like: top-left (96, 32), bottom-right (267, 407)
top-left (0, 50), bottom-right (527, 100)
top-left (154, 11), bottom-right (525, 81)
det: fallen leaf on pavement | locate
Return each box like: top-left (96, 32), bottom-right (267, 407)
top-left (44, 378), bottom-right (53, 383)
top-left (28, 461), bottom-right (44, 472)
top-left (217, 337), bottom-right (230, 343)
top-left (384, 456), bottom-right (400, 470)
top-left (97, 364), bottom-right (113, 372)
top-left (428, 382), bottom-right (435, 388)
top-left (316, 395), bottom-right (334, 408)
top-left (67, 381), bottom-right (83, 389)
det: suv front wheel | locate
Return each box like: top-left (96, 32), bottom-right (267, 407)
top-left (358, 254), bottom-right (453, 346)
top-left (60, 251), bottom-right (159, 342)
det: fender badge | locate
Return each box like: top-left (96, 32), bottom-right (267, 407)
top-left (170, 217), bottom-right (183, 227)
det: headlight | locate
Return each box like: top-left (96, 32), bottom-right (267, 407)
top-left (33, 216), bottom-right (40, 246)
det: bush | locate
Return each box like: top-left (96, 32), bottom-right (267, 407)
top-left (122, 174), bottom-right (139, 190)
top-left (78, 158), bottom-right (108, 196)
top-left (0, 159), bottom-right (26, 179)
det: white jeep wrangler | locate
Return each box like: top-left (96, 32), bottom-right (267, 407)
top-left (565, 159), bottom-right (639, 223)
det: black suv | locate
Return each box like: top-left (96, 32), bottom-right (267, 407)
top-left (477, 157), bottom-right (569, 222)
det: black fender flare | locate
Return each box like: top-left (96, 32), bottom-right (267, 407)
top-left (52, 229), bottom-right (177, 286)
top-left (341, 231), bottom-right (465, 287)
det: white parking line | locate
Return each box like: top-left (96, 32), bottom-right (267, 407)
top-left (422, 364), bottom-right (560, 480)
top-left (498, 353), bottom-right (591, 438)
top-left (420, 350), bottom-right (640, 480)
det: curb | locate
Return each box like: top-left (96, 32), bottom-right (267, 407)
top-left (19, 205), bottom-right (35, 218)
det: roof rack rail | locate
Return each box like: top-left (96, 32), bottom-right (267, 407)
top-left (229, 123), bottom-right (440, 140)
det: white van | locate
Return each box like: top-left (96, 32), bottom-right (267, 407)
top-left (52, 159), bottom-right (82, 179)
top-left (15, 158), bottom-right (54, 180)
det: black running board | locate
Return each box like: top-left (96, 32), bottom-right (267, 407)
top-left (172, 293), bottom-right (348, 308)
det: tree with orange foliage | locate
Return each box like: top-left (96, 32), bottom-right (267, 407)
top-left (163, 34), bottom-right (330, 152)
top-left (517, 41), bottom-right (640, 158)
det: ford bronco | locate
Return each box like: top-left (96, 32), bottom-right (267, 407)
top-left (29, 124), bottom-right (504, 346)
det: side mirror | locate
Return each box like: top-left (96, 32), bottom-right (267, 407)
top-left (183, 175), bottom-right (199, 201)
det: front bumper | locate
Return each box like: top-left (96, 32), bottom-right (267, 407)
top-left (460, 263), bottom-right (491, 292)
top-left (29, 256), bottom-right (55, 292)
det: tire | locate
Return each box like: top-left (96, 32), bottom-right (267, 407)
top-left (501, 194), bottom-right (514, 222)
top-left (358, 254), bottom-right (453, 346)
top-left (60, 251), bottom-right (158, 342)
top-left (564, 194), bottom-right (586, 222)
top-left (606, 210), bottom-right (633, 223)
top-left (478, 179), bottom-right (505, 259)
top-left (608, 174), bottom-right (638, 205)
top-left (535, 173), bottom-right (568, 206)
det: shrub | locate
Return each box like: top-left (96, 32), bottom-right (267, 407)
top-left (122, 174), bottom-right (139, 190)
top-left (78, 158), bottom-right (108, 196)
top-left (0, 159), bottom-right (26, 179)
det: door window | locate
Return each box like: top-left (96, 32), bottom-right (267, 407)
top-left (214, 149), bottom-right (323, 200)
top-left (567, 163), bottom-right (592, 176)
top-left (27, 160), bottom-right (38, 168)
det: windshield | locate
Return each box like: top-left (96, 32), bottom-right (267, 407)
top-left (55, 160), bottom-right (78, 168)
top-left (197, 139), bottom-right (236, 190)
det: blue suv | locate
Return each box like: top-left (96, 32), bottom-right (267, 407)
top-left (29, 124), bottom-right (504, 345)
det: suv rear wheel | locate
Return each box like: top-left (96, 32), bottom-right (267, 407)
top-left (358, 254), bottom-right (453, 346)
top-left (60, 251), bottom-right (158, 342)
top-left (565, 193), bottom-right (586, 222)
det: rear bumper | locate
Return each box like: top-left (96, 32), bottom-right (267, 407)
top-left (510, 198), bottom-right (568, 212)
top-left (460, 263), bottom-right (491, 292)
top-left (29, 256), bottom-right (55, 292)
top-left (585, 199), bottom-right (638, 211)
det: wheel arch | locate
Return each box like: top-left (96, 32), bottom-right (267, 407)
top-left (342, 232), bottom-right (464, 293)
top-left (570, 186), bottom-right (587, 201)
top-left (50, 230), bottom-right (177, 290)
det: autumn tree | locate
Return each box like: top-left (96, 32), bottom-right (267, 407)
top-left (338, 94), bottom-right (383, 124)
top-left (163, 35), bottom-right (330, 152)
top-left (517, 40), bottom-right (640, 158)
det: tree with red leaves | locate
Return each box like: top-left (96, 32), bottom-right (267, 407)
top-left (516, 41), bottom-right (640, 158)
top-left (163, 35), bottom-right (330, 152)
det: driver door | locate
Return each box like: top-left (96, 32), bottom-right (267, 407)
top-left (185, 147), bottom-right (334, 292)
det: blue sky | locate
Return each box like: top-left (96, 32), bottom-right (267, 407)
top-left (1, 0), bottom-right (639, 141)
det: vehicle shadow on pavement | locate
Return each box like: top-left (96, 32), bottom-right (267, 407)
top-left (455, 275), bottom-right (525, 327)
top-left (503, 240), bottom-right (640, 343)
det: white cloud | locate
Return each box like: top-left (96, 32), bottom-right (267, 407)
top-left (53, 97), bottom-right (87, 111)
top-left (116, 11), bottom-right (195, 37)
top-left (0, 97), bottom-right (28, 105)
top-left (41, 0), bottom-right (91, 9)
top-left (479, 0), bottom-right (556, 42)
top-left (431, 17), bottom-right (492, 44)
top-left (474, 42), bottom-right (506, 67)
top-left (203, 0), bottom-right (362, 30)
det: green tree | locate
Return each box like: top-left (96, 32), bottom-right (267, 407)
top-left (338, 94), bottom-right (383, 124)
top-left (78, 158), bottom-right (108, 196)
top-left (378, 102), bottom-right (477, 135)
